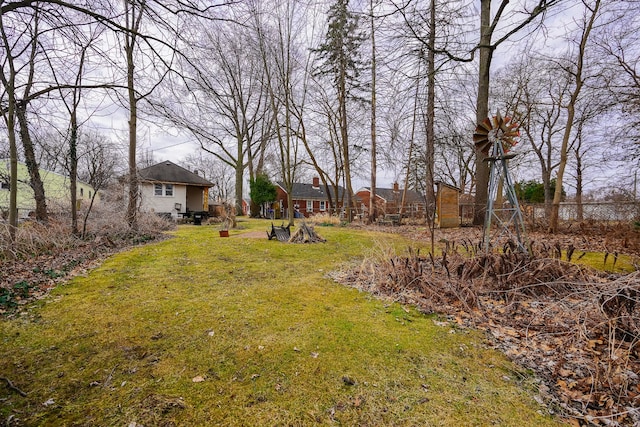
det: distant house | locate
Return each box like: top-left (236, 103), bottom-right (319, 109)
top-left (137, 160), bottom-right (214, 219)
top-left (356, 183), bottom-right (426, 217)
top-left (242, 198), bottom-right (251, 216)
top-left (275, 177), bottom-right (346, 219)
top-left (0, 159), bottom-right (97, 218)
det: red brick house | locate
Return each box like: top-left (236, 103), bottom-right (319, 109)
top-left (356, 183), bottom-right (426, 218)
top-left (275, 177), bottom-right (346, 218)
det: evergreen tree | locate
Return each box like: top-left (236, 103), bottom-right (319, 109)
top-left (313, 0), bottom-right (366, 221)
top-left (249, 174), bottom-right (277, 217)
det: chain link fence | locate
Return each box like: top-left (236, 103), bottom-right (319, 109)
top-left (526, 202), bottom-right (640, 222)
top-left (460, 201), bottom-right (640, 227)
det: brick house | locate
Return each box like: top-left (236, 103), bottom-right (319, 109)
top-left (356, 183), bottom-right (426, 218)
top-left (275, 177), bottom-right (346, 218)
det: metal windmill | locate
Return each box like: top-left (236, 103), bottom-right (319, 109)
top-left (473, 111), bottom-right (528, 253)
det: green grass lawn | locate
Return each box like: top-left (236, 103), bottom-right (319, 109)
top-left (0, 219), bottom-right (562, 426)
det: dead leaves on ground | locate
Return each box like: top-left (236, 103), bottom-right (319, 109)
top-left (334, 246), bottom-right (640, 426)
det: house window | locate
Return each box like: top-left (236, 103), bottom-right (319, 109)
top-left (306, 200), bottom-right (313, 212)
top-left (154, 183), bottom-right (173, 197)
top-left (89, 191), bottom-right (92, 199)
top-left (80, 188), bottom-right (84, 197)
top-left (1, 181), bottom-right (10, 190)
top-left (319, 201), bottom-right (326, 211)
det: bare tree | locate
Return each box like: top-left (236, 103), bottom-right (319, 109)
top-left (394, 0), bottom-right (563, 225)
top-left (493, 56), bottom-right (568, 213)
top-left (368, 0), bottom-right (379, 223)
top-left (46, 20), bottom-right (105, 235)
top-left (77, 131), bottom-right (118, 238)
top-left (1, 1), bottom-right (229, 236)
top-left (0, 9), bottom-right (20, 246)
top-left (596, 2), bottom-right (640, 162)
top-left (9, 8), bottom-right (49, 223)
top-left (569, 85), bottom-right (613, 220)
top-left (473, 0), bottom-right (566, 226)
top-left (122, 0), bottom-right (147, 230)
top-left (252, 0), bottom-right (302, 225)
top-left (155, 20), bottom-right (270, 217)
top-left (313, 0), bottom-right (367, 222)
top-left (550, 0), bottom-right (602, 233)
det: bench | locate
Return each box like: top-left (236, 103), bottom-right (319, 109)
top-left (267, 223), bottom-right (291, 241)
top-left (378, 214), bottom-right (401, 226)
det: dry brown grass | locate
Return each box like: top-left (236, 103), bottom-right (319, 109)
top-left (334, 241), bottom-right (640, 425)
top-left (306, 212), bottom-right (342, 226)
top-left (0, 205), bottom-right (175, 313)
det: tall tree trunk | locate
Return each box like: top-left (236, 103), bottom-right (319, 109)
top-left (426, 0), bottom-right (436, 251)
top-left (16, 102), bottom-right (48, 222)
top-left (368, 0), bottom-right (377, 224)
top-left (235, 139), bottom-right (244, 216)
top-left (69, 112), bottom-right (78, 235)
top-left (15, 11), bottom-right (47, 222)
top-left (126, 50), bottom-right (139, 229)
top-left (473, 0), bottom-right (492, 226)
top-left (401, 54), bottom-right (421, 217)
top-left (3, 92), bottom-right (18, 248)
top-left (549, 0), bottom-right (600, 232)
top-left (124, 0), bottom-right (144, 230)
top-left (575, 151), bottom-right (583, 221)
top-left (339, 67), bottom-right (354, 222)
top-left (65, 44), bottom-right (88, 237)
top-left (0, 15), bottom-right (18, 248)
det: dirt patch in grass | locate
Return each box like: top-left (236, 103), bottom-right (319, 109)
top-left (236, 230), bottom-right (268, 239)
top-left (136, 394), bottom-right (186, 427)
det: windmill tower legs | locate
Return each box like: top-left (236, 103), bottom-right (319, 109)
top-left (482, 140), bottom-right (528, 253)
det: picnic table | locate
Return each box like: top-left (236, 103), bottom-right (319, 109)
top-left (378, 214), bottom-right (401, 226)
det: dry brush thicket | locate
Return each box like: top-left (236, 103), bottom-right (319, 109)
top-left (333, 235), bottom-right (640, 426)
top-left (0, 205), bottom-right (174, 313)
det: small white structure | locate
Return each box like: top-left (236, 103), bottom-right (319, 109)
top-left (138, 161), bottom-right (214, 219)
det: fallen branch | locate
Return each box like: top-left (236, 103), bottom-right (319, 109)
top-left (0, 376), bottom-right (27, 397)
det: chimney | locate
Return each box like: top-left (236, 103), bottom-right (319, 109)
top-left (312, 176), bottom-right (320, 188)
top-left (393, 182), bottom-right (399, 192)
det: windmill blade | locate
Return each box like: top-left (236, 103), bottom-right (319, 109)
top-left (473, 111), bottom-right (520, 155)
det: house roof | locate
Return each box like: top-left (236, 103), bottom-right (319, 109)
top-left (436, 181), bottom-right (461, 191)
top-left (0, 158), bottom-right (93, 187)
top-left (358, 186), bottom-right (425, 204)
top-left (138, 161), bottom-right (214, 187)
top-left (277, 181), bottom-right (346, 200)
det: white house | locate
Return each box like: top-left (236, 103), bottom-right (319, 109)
top-left (137, 160), bottom-right (214, 219)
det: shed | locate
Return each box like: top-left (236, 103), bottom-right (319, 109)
top-left (436, 182), bottom-right (460, 228)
